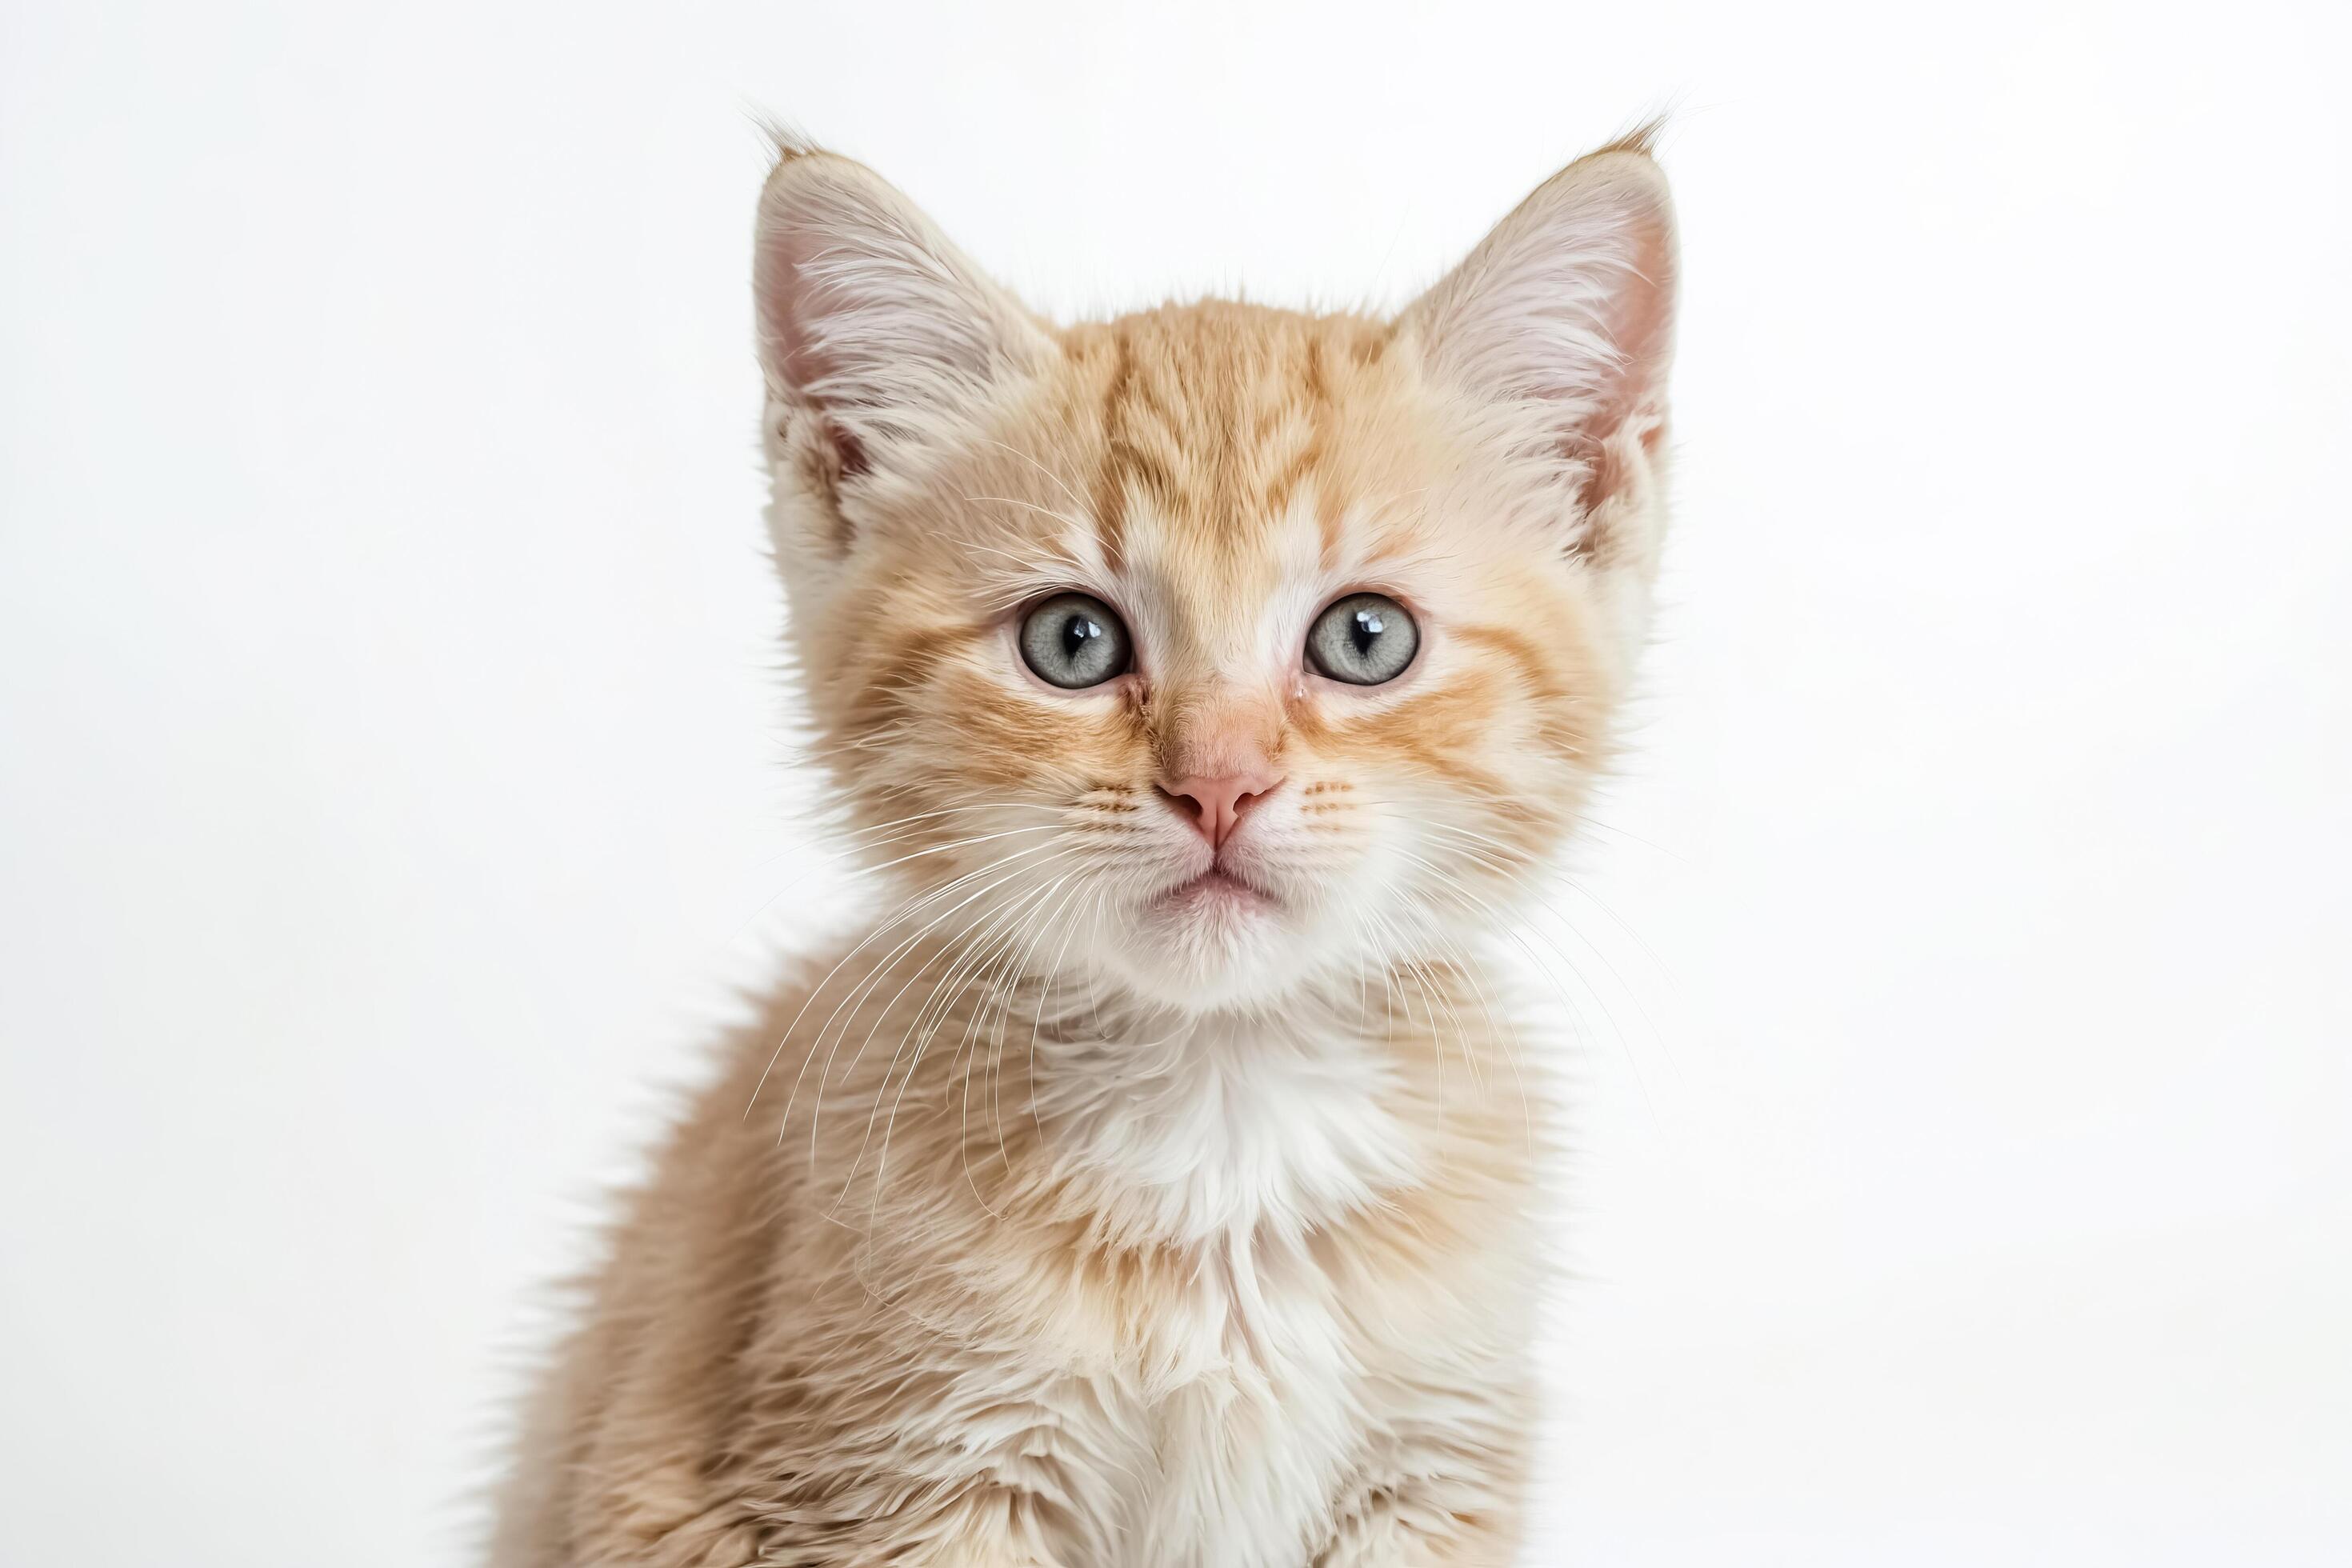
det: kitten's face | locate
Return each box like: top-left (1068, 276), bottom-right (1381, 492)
top-left (756, 144), bottom-right (1674, 1012)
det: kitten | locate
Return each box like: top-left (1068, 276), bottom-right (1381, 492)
top-left (490, 128), bottom-right (1676, 1568)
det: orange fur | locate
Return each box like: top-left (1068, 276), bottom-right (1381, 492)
top-left (492, 134), bottom-right (1677, 1567)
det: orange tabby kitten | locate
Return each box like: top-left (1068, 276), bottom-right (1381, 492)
top-left (490, 129), bottom-right (1676, 1567)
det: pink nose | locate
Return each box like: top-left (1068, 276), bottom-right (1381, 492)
top-left (1158, 770), bottom-right (1282, 850)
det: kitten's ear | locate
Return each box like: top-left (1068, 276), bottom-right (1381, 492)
top-left (754, 142), bottom-right (1055, 526)
top-left (1401, 136), bottom-right (1677, 526)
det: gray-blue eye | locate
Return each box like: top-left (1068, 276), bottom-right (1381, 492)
top-left (1307, 594), bottom-right (1418, 686)
top-left (1018, 593), bottom-right (1132, 689)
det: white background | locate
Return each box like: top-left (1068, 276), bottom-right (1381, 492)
top-left (3, 2), bottom-right (2346, 1562)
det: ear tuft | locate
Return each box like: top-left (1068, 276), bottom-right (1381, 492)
top-left (754, 116), bottom-right (822, 166)
top-left (1587, 114), bottom-right (1668, 162)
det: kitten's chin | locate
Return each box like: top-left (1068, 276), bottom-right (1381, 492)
top-left (1095, 876), bottom-right (1318, 1011)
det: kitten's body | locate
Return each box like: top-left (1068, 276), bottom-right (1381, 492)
top-left (494, 138), bottom-right (1674, 1566)
top-left (495, 941), bottom-right (1536, 1567)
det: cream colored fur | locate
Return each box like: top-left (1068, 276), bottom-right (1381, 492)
top-left (490, 130), bottom-right (1677, 1567)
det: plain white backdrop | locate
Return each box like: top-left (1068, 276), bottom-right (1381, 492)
top-left (3, 2), bottom-right (2347, 1562)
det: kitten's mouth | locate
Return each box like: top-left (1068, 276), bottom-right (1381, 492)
top-left (1154, 865), bottom-right (1277, 915)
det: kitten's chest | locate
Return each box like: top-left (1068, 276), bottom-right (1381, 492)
top-left (1137, 1374), bottom-right (1358, 1568)
top-left (1056, 1219), bottom-right (1526, 1568)
top-left (1004, 1008), bottom-right (1527, 1564)
top-left (1083, 1254), bottom-right (1369, 1568)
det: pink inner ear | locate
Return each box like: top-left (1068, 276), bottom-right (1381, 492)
top-left (1594, 206), bottom-right (1676, 442)
top-left (1408, 151), bottom-right (1678, 494)
top-left (754, 223), bottom-right (866, 479)
top-left (752, 220), bottom-right (834, 402)
top-left (752, 154), bottom-right (1055, 492)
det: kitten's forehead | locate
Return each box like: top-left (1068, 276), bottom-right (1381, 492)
top-left (1061, 304), bottom-right (1378, 542)
top-left (991, 302), bottom-right (1441, 671)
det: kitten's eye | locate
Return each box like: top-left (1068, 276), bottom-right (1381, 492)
top-left (1018, 593), bottom-right (1133, 690)
top-left (1306, 593), bottom-right (1418, 686)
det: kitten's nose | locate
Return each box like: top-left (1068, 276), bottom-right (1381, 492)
top-left (1158, 769), bottom-right (1282, 850)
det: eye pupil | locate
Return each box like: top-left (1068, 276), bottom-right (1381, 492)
top-left (1309, 593), bottom-right (1418, 686)
top-left (1019, 594), bottom-right (1131, 690)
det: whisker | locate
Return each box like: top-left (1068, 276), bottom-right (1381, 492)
top-left (1396, 840), bottom-right (1658, 1130)
top-left (964, 875), bottom-right (1081, 1193)
top-left (962, 494), bottom-right (1095, 535)
top-left (973, 435), bottom-right (1090, 516)
top-left (797, 846), bottom-right (1077, 1157)
top-left (758, 840), bottom-right (1066, 1141)
top-left (742, 840), bottom-right (1040, 1116)
top-left (850, 874), bottom-right (1068, 1217)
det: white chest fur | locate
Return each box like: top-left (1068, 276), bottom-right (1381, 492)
top-left (1030, 1010), bottom-right (1428, 1248)
top-left (1016, 1014), bottom-right (1434, 1566)
top-left (990, 1224), bottom-right (1378, 1568)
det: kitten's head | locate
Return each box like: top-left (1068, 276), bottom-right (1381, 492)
top-left (755, 135), bottom-right (1674, 1013)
